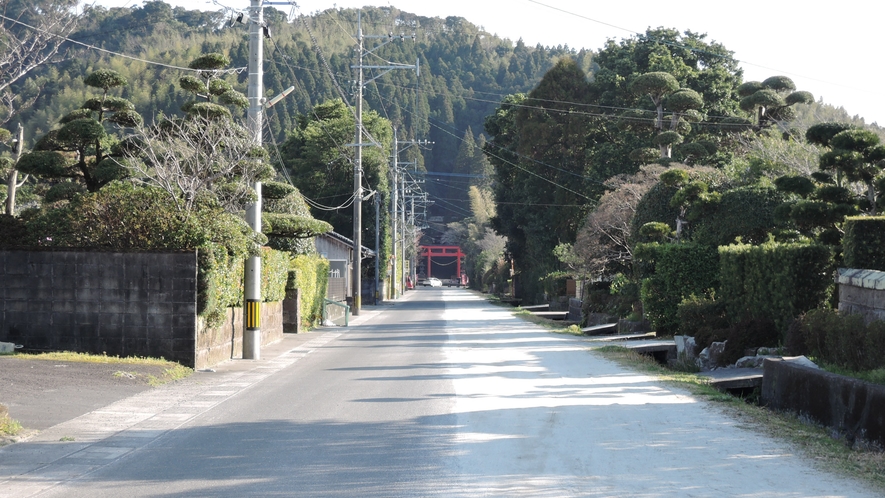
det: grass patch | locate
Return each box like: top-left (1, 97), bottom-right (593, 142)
top-left (147, 364), bottom-right (193, 387)
top-left (16, 351), bottom-right (193, 386)
top-left (15, 351), bottom-right (176, 366)
top-left (0, 414), bottom-right (23, 437)
top-left (819, 365), bottom-right (885, 387)
top-left (594, 345), bottom-right (885, 492)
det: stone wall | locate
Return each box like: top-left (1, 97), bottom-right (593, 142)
top-left (837, 268), bottom-right (885, 324)
top-left (0, 249), bottom-right (284, 369)
top-left (196, 301), bottom-right (283, 369)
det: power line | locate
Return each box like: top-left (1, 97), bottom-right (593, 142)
top-left (0, 13), bottom-right (246, 75)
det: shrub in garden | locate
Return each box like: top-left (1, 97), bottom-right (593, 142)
top-left (0, 215), bottom-right (27, 247)
top-left (719, 241), bottom-right (833, 332)
top-left (635, 242), bottom-right (719, 334)
top-left (796, 309), bottom-right (885, 371)
top-left (677, 295), bottom-right (728, 337)
top-left (288, 254), bottom-right (330, 328)
top-left (693, 326), bottom-right (729, 353)
top-left (843, 216), bottom-right (885, 271)
top-left (691, 186), bottom-right (785, 247)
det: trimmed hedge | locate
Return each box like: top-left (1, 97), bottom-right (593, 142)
top-left (197, 243), bottom-right (244, 327)
top-left (196, 245), bottom-right (289, 327)
top-left (635, 242), bottom-right (719, 334)
top-left (262, 212), bottom-right (332, 238)
top-left (793, 309), bottom-right (885, 371)
top-left (843, 216), bottom-right (885, 271)
top-left (288, 254), bottom-right (330, 329)
top-left (261, 247), bottom-right (291, 303)
top-left (692, 186), bottom-right (784, 247)
top-left (676, 295), bottom-right (727, 337)
top-left (719, 241), bottom-right (833, 332)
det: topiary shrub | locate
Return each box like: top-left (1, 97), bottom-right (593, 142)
top-left (631, 182), bottom-right (678, 245)
top-left (0, 215), bottom-right (27, 247)
top-left (692, 186), bottom-right (785, 247)
top-left (794, 309), bottom-right (885, 371)
top-left (843, 216), bottom-right (885, 271)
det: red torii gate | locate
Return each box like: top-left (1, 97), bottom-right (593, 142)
top-left (420, 245), bottom-right (464, 280)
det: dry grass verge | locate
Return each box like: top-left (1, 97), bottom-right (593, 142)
top-left (0, 407), bottom-right (25, 447)
top-left (13, 351), bottom-right (192, 386)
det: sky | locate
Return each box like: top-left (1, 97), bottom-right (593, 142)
top-left (94, 0), bottom-right (885, 125)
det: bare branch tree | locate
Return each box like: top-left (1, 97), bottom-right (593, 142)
top-left (0, 0), bottom-right (80, 122)
top-left (560, 165), bottom-right (666, 280)
top-left (1, 0), bottom-right (80, 214)
top-left (122, 116), bottom-right (270, 216)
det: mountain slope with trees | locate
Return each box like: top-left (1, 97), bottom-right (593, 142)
top-left (1, 2), bottom-right (580, 221)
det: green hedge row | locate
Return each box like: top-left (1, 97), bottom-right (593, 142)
top-left (261, 247), bottom-right (291, 303)
top-left (197, 245), bottom-right (290, 328)
top-left (635, 242), bottom-right (719, 334)
top-left (791, 309), bottom-right (885, 371)
top-left (719, 241), bottom-right (833, 332)
top-left (843, 216), bottom-right (885, 271)
top-left (287, 254), bottom-right (330, 329)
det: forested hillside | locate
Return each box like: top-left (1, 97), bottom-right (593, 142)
top-left (4, 1), bottom-right (583, 219)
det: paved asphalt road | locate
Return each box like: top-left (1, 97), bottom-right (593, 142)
top-left (0, 289), bottom-right (881, 497)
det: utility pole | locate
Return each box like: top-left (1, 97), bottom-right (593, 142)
top-left (374, 192), bottom-right (380, 304)
top-left (352, 12), bottom-right (364, 315)
top-left (390, 136), bottom-right (431, 295)
top-left (351, 12), bottom-right (418, 314)
top-left (391, 128), bottom-right (398, 299)
top-left (401, 169), bottom-right (407, 290)
top-left (243, 0), bottom-right (264, 360)
top-left (230, 0), bottom-right (292, 358)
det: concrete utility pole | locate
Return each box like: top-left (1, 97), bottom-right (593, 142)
top-left (243, 0), bottom-right (266, 360)
top-left (374, 192), bottom-right (380, 304)
top-left (391, 128), bottom-right (398, 299)
top-left (351, 12), bottom-right (418, 314)
top-left (401, 168), bottom-right (407, 290)
top-left (352, 13), bottom-right (364, 315)
top-left (390, 136), bottom-right (431, 295)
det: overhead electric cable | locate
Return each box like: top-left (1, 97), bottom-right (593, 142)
top-left (0, 13), bottom-right (246, 74)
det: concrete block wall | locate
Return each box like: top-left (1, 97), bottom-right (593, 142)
top-left (0, 249), bottom-right (198, 366)
top-left (1, 249), bottom-right (285, 369)
top-left (837, 268), bottom-right (885, 324)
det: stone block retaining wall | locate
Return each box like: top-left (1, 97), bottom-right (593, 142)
top-left (837, 268), bottom-right (885, 324)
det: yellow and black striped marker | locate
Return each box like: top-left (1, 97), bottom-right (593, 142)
top-left (245, 299), bottom-right (260, 330)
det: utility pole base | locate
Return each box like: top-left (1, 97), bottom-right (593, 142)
top-left (243, 330), bottom-right (260, 360)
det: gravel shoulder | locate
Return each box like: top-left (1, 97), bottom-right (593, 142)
top-left (0, 356), bottom-right (173, 441)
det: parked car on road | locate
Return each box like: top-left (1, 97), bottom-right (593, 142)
top-left (425, 277), bottom-right (442, 287)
